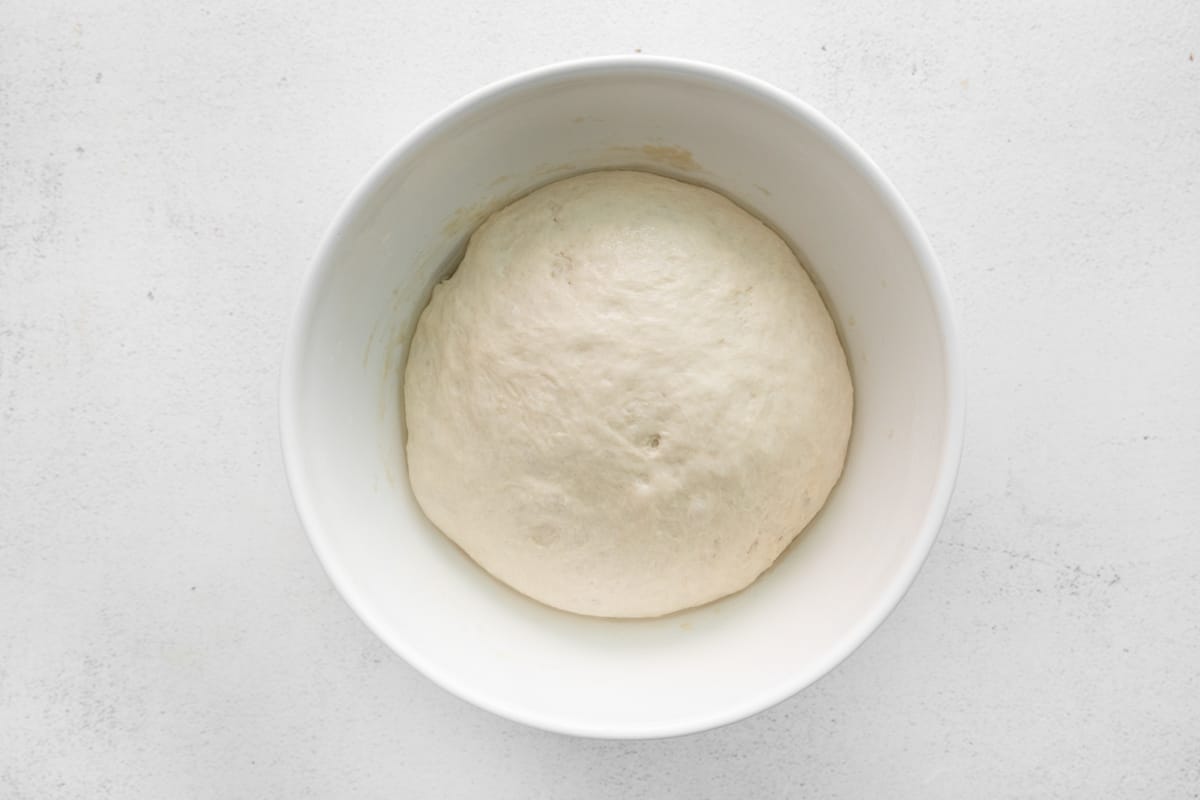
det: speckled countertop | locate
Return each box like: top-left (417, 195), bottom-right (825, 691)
top-left (3, 2), bottom-right (1198, 796)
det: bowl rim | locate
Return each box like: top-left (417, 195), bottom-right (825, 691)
top-left (280, 54), bottom-right (965, 740)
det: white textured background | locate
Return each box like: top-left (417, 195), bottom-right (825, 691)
top-left (3, 1), bottom-right (1199, 796)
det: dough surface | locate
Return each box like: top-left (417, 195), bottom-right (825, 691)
top-left (404, 171), bottom-right (852, 618)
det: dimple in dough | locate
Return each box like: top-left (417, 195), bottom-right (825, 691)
top-left (404, 170), bottom-right (853, 618)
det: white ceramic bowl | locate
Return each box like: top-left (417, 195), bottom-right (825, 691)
top-left (281, 56), bottom-right (963, 738)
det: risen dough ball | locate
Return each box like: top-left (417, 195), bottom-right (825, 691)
top-left (404, 171), bottom-right (852, 618)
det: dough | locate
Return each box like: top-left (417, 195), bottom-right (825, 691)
top-left (404, 171), bottom-right (852, 618)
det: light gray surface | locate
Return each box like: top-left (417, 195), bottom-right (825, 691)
top-left (3, 1), bottom-right (1199, 796)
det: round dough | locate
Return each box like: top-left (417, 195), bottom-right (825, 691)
top-left (404, 171), bottom-right (852, 618)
